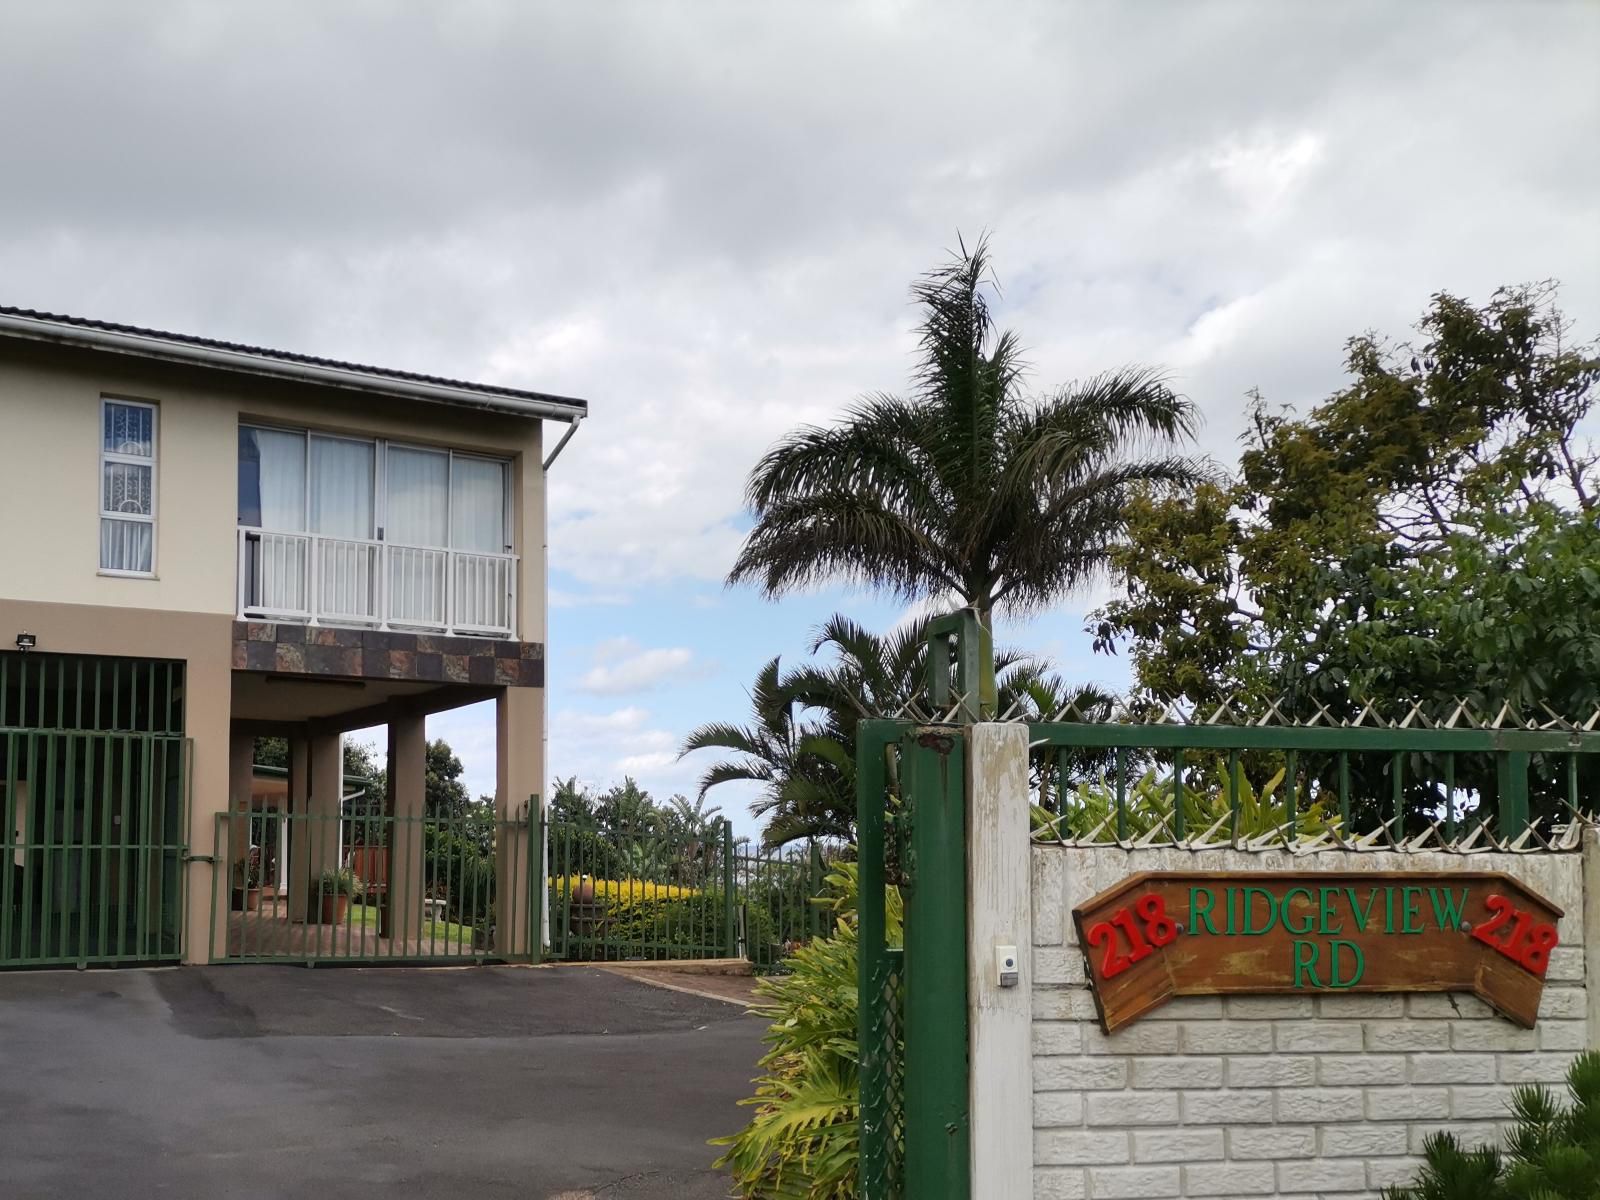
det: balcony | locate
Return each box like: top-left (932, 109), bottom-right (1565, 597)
top-left (237, 528), bottom-right (517, 639)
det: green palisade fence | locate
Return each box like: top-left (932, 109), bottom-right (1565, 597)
top-left (1027, 714), bottom-right (1600, 845)
top-left (212, 804), bottom-right (537, 965)
top-left (544, 818), bottom-right (829, 969)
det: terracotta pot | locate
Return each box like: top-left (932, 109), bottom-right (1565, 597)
top-left (319, 894), bottom-right (350, 925)
top-left (245, 887), bottom-right (262, 912)
top-left (573, 878), bottom-right (596, 903)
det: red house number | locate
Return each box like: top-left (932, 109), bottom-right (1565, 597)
top-left (1085, 892), bottom-right (1177, 980)
top-left (1470, 893), bottom-right (1559, 977)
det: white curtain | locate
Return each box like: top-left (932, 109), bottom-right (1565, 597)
top-left (309, 437), bottom-right (374, 539)
top-left (100, 519), bottom-right (153, 573)
top-left (240, 428), bottom-right (307, 531)
top-left (386, 447), bottom-right (449, 625)
top-left (450, 457), bottom-right (506, 553)
top-left (385, 446), bottom-right (449, 547)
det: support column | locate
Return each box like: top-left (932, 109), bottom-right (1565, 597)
top-left (384, 708), bottom-right (425, 945)
top-left (496, 685), bottom-right (542, 958)
top-left (284, 731), bottom-right (313, 921)
top-left (308, 730), bottom-right (343, 896)
top-left (186, 654), bottom-right (233, 965)
top-left (966, 723), bottom-right (1033, 1199)
top-left (226, 732), bottom-right (254, 881)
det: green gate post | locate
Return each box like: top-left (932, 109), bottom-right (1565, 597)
top-left (1498, 751), bottom-right (1531, 839)
top-left (722, 818), bottom-right (737, 958)
top-left (530, 796), bottom-right (544, 965)
top-left (901, 729), bottom-right (971, 1200)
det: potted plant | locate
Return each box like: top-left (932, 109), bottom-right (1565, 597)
top-left (310, 868), bottom-right (359, 925)
top-left (231, 856), bottom-right (263, 912)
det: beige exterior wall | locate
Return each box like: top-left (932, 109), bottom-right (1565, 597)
top-left (0, 339), bottom-right (547, 640)
top-left (0, 598), bottom-right (232, 964)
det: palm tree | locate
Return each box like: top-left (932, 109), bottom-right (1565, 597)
top-left (683, 614), bottom-right (1056, 846)
top-left (728, 236), bottom-right (1208, 710)
top-left (679, 657), bottom-right (854, 849)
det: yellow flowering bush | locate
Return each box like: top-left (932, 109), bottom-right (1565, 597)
top-left (549, 875), bottom-right (700, 905)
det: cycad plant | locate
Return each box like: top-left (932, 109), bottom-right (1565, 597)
top-left (1382, 1051), bottom-right (1600, 1199)
top-left (1031, 762), bottom-right (1338, 843)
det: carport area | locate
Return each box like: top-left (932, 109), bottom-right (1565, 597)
top-left (0, 965), bottom-right (765, 1199)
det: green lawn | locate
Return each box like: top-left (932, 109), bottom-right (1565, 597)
top-left (349, 902), bottom-right (474, 949)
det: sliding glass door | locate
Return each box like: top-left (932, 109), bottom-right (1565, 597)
top-left (238, 426), bottom-right (512, 634)
top-left (385, 446), bottom-right (449, 627)
top-left (385, 446), bottom-right (510, 630)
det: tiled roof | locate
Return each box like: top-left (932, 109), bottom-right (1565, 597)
top-left (0, 304), bottom-right (588, 415)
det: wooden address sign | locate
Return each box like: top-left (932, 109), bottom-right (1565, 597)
top-left (1072, 871), bottom-right (1562, 1033)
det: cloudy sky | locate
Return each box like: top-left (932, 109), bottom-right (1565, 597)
top-left (3, 2), bottom-right (1596, 833)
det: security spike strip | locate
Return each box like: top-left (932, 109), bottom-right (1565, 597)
top-left (1351, 699), bottom-right (1383, 728)
top-left (1536, 703), bottom-right (1579, 732)
top-left (1134, 823), bottom-right (1172, 849)
top-left (1253, 699), bottom-right (1289, 727)
top-left (1507, 824), bottom-right (1540, 853)
top-left (1457, 820), bottom-right (1493, 854)
top-left (1244, 824), bottom-right (1288, 852)
top-left (1194, 812), bottom-right (1234, 847)
top-left (1404, 824), bottom-right (1440, 852)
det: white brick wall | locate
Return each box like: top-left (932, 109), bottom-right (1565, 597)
top-left (1031, 844), bottom-right (1594, 1198)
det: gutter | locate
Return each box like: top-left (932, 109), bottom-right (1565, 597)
top-left (0, 309), bottom-right (589, 421)
top-left (542, 413), bottom-right (583, 469)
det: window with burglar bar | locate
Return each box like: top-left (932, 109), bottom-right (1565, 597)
top-left (100, 399), bottom-right (157, 575)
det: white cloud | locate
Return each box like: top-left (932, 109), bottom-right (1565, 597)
top-left (2, 1), bottom-right (1595, 832)
top-left (549, 587), bottom-right (631, 609)
top-left (576, 645), bottom-right (694, 695)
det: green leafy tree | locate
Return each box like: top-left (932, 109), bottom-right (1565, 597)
top-left (729, 236), bottom-right (1206, 709)
top-left (1099, 283), bottom-right (1599, 828)
top-left (423, 739), bottom-right (469, 818)
top-left (549, 775), bottom-right (596, 827)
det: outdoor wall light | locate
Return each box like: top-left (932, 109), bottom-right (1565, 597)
top-left (15, 632), bottom-right (37, 653)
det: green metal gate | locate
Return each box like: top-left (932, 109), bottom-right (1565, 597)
top-left (0, 652), bottom-right (190, 968)
top-left (857, 721), bottom-right (973, 1200)
top-left (211, 803), bottom-right (539, 965)
top-left (856, 611), bottom-right (998, 1200)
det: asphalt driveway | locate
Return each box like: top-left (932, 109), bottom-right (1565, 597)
top-left (0, 964), bottom-right (765, 1199)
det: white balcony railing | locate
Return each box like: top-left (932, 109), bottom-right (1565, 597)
top-left (237, 528), bottom-right (517, 639)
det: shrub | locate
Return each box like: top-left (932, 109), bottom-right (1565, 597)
top-left (713, 861), bottom-right (903, 1199)
top-left (1382, 1050), bottom-right (1600, 1199)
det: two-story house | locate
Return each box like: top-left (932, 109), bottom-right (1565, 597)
top-left (0, 305), bottom-right (587, 968)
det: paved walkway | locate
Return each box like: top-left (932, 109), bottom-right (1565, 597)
top-left (0, 965), bottom-right (763, 1199)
